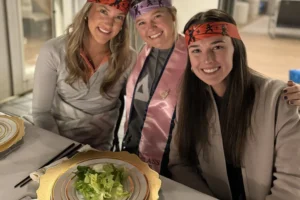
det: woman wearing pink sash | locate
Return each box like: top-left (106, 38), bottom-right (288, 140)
top-left (122, 0), bottom-right (185, 176)
top-left (122, 0), bottom-right (300, 176)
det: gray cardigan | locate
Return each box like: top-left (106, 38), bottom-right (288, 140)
top-left (32, 35), bottom-right (136, 150)
top-left (169, 75), bottom-right (300, 200)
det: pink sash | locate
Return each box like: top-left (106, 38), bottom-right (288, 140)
top-left (125, 35), bottom-right (187, 173)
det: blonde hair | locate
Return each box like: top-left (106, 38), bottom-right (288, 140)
top-left (65, 2), bottom-right (131, 97)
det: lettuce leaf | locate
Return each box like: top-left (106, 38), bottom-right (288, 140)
top-left (74, 164), bottom-right (130, 200)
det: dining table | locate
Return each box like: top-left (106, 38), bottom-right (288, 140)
top-left (0, 113), bottom-right (217, 200)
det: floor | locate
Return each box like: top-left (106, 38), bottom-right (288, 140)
top-left (241, 32), bottom-right (300, 81)
top-left (239, 15), bottom-right (300, 81)
top-left (0, 15), bottom-right (299, 136)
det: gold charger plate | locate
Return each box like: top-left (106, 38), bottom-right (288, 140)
top-left (0, 115), bottom-right (25, 152)
top-left (37, 151), bottom-right (161, 200)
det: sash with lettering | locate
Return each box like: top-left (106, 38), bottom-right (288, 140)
top-left (124, 35), bottom-right (187, 174)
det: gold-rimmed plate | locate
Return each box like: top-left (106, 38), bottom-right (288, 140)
top-left (38, 151), bottom-right (160, 200)
top-left (51, 158), bottom-right (149, 200)
top-left (0, 117), bottom-right (18, 145)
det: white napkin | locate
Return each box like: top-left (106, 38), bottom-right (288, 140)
top-left (29, 144), bottom-right (93, 183)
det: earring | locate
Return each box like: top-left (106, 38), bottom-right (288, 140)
top-left (84, 16), bottom-right (88, 21)
top-left (191, 68), bottom-right (194, 73)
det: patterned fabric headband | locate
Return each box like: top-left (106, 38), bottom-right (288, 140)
top-left (87, 0), bottom-right (131, 13)
top-left (184, 22), bottom-right (241, 46)
top-left (130, 0), bottom-right (172, 19)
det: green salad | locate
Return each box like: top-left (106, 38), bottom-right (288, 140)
top-left (74, 163), bottom-right (131, 200)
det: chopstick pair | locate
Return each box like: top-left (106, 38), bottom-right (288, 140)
top-left (14, 143), bottom-right (83, 188)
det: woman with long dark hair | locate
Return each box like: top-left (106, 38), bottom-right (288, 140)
top-left (123, 0), bottom-right (300, 177)
top-left (169, 9), bottom-right (300, 200)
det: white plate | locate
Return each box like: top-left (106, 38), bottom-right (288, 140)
top-left (0, 117), bottom-right (18, 145)
top-left (51, 158), bottom-right (149, 200)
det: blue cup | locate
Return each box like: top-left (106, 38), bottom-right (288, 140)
top-left (289, 69), bottom-right (300, 83)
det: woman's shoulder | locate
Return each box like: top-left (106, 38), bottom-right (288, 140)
top-left (41, 35), bottom-right (67, 54)
top-left (36, 35), bottom-right (67, 71)
top-left (251, 73), bottom-right (287, 111)
top-left (252, 73), bottom-right (285, 93)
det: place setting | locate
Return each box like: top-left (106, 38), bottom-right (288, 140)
top-left (0, 115), bottom-right (25, 159)
top-left (14, 143), bottom-right (161, 200)
top-left (38, 150), bottom-right (161, 200)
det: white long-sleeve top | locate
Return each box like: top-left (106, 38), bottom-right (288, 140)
top-left (32, 35), bottom-right (136, 150)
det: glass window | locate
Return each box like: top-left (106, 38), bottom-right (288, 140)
top-left (21, 0), bottom-right (53, 77)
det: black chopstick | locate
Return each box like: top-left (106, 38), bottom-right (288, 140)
top-left (14, 143), bottom-right (75, 188)
top-left (66, 143), bottom-right (83, 158)
top-left (18, 143), bottom-right (83, 188)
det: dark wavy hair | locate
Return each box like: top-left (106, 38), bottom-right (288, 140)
top-left (175, 9), bottom-right (256, 167)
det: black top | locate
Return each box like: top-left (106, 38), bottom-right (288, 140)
top-left (122, 47), bottom-right (172, 153)
top-left (212, 89), bottom-right (246, 200)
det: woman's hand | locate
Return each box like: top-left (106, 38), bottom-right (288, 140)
top-left (282, 81), bottom-right (300, 106)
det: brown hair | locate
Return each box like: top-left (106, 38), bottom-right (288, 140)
top-left (176, 9), bottom-right (256, 167)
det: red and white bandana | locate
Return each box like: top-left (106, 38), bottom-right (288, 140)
top-left (185, 22), bottom-right (241, 46)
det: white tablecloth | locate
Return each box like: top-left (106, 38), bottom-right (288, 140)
top-left (0, 122), bottom-right (216, 200)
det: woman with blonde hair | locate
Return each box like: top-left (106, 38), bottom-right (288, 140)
top-left (32, 0), bottom-right (135, 150)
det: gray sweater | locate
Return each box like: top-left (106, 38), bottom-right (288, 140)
top-left (169, 75), bottom-right (300, 200)
top-left (32, 35), bottom-right (136, 150)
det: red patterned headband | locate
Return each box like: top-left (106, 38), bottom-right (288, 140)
top-left (184, 22), bottom-right (241, 46)
top-left (87, 0), bottom-right (131, 13)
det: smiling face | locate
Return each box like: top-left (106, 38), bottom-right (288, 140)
top-left (135, 7), bottom-right (175, 49)
top-left (87, 3), bottom-right (126, 45)
top-left (188, 35), bottom-right (234, 95)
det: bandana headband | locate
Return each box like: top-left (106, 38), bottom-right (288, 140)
top-left (87, 0), bottom-right (131, 13)
top-left (184, 22), bottom-right (241, 46)
top-left (130, 0), bottom-right (172, 19)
